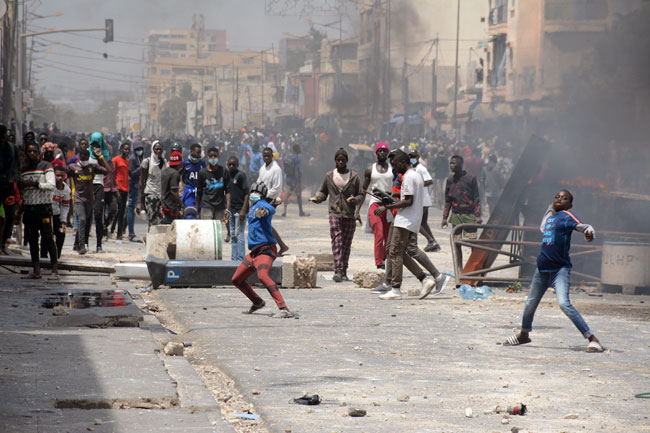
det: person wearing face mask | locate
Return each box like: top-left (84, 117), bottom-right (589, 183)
top-left (179, 143), bottom-right (205, 219)
top-left (137, 140), bottom-right (165, 228)
top-left (66, 147), bottom-right (109, 255)
top-left (127, 140), bottom-right (144, 242)
top-left (196, 147), bottom-right (231, 227)
top-left (310, 148), bottom-right (364, 282)
top-left (232, 181), bottom-right (294, 319)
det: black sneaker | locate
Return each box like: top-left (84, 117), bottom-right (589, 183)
top-left (333, 273), bottom-right (343, 283)
top-left (341, 272), bottom-right (349, 281)
top-left (431, 242), bottom-right (441, 252)
top-left (96, 246), bottom-right (104, 254)
top-left (377, 264), bottom-right (385, 270)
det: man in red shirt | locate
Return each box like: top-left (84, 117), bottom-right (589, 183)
top-left (111, 141), bottom-right (131, 240)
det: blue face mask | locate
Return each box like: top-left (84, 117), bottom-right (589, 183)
top-left (410, 158), bottom-right (418, 165)
top-left (249, 193), bottom-right (261, 203)
top-left (135, 149), bottom-right (143, 156)
top-left (208, 158), bottom-right (219, 166)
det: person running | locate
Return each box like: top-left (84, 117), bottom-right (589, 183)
top-left (179, 143), bottom-right (205, 219)
top-left (89, 132), bottom-right (112, 253)
top-left (310, 148), bottom-right (364, 282)
top-left (226, 156), bottom-right (249, 262)
top-left (110, 141), bottom-right (130, 240)
top-left (127, 140), bottom-right (144, 242)
top-left (50, 165), bottom-right (70, 258)
top-left (160, 151), bottom-right (184, 224)
top-left (103, 159), bottom-right (119, 241)
top-left (67, 147), bottom-right (110, 255)
top-left (504, 190), bottom-right (604, 353)
top-left (257, 147), bottom-right (289, 255)
top-left (196, 147), bottom-right (231, 230)
top-left (232, 181), bottom-right (294, 318)
top-left (281, 143), bottom-right (309, 217)
top-left (441, 155), bottom-right (481, 267)
top-left (372, 150), bottom-right (441, 300)
top-left (362, 142), bottom-right (393, 269)
top-left (410, 149), bottom-right (441, 252)
top-left (137, 140), bottom-right (164, 229)
top-left (17, 142), bottom-right (58, 279)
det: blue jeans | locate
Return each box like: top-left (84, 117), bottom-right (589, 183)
top-left (229, 211), bottom-right (246, 261)
top-left (521, 267), bottom-right (592, 338)
top-left (127, 185), bottom-right (138, 237)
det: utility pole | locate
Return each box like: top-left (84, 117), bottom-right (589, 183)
top-left (453, 0), bottom-right (461, 137)
top-left (231, 61), bottom-right (235, 130)
top-left (236, 67), bottom-right (239, 127)
top-left (261, 50), bottom-right (264, 126)
top-left (385, 0), bottom-right (392, 129)
top-left (402, 59), bottom-right (408, 144)
top-left (432, 33), bottom-right (438, 119)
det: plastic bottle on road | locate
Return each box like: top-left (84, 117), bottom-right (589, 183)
top-left (459, 284), bottom-right (492, 300)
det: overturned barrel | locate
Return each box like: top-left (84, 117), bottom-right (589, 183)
top-left (170, 219), bottom-right (223, 261)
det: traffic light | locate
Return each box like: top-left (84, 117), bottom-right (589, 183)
top-left (104, 19), bottom-right (114, 43)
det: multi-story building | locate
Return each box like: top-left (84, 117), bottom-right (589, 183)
top-left (483, 0), bottom-right (644, 106)
top-left (147, 15), bottom-right (227, 61)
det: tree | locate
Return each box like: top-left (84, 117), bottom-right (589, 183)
top-left (159, 97), bottom-right (187, 135)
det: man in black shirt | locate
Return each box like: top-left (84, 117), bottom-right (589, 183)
top-left (160, 151), bottom-right (183, 224)
top-left (197, 147), bottom-right (231, 226)
top-left (226, 156), bottom-right (249, 261)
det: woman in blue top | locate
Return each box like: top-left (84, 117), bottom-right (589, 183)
top-left (504, 190), bottom-right (604, 352)
top-left (231, 181), bottom-right (294, 318)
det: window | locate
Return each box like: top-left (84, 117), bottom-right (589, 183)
top-left (545, 0), bottom-right (608, 21)
top-left (488, 35), bottom-right (506, 87)
top-left (489, 0), bottom-right (508, 25)
top-left (149, 67), bottom-right (157, 75)
top-left (243, 57), bottom-right (253, 64)
top-left (160, 69), bottom-right (171, 75)
top-left (208, 44), bottom-right (217, 51)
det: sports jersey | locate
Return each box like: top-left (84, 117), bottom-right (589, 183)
top-left (537, 210), bottom-right (582, 271)
top-left (182, 159), bottom-right (205, 189)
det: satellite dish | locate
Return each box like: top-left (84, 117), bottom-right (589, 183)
top-left (0, 1), bottom-right (7, 20)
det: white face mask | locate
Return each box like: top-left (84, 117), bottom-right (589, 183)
top-left (79, 160), bottom-right (89, 167)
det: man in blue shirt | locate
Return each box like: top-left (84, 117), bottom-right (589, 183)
top-left (504, 190), bottom-right (603, 352)
top-left (248, 143), bottom-right (264, 182)
top-left (231, 181), bottom-right (293, 318)
top-left (179, 143), bottom-right (205, 219)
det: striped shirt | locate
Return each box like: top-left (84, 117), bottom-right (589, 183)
top-left (20, 161), bottom-right (55, 206)
top-left (52, 183), bottom-right (71, 221)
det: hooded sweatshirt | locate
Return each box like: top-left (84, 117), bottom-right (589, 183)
top-left (141, 140), bottom-right (163, 198)
top-left (90, 132), bottom-right (110, 185)
top-left (129, 140), bottom-right (144, 188)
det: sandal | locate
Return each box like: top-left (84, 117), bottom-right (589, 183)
top-left (503, 334), bottom-right (531, 346)
top-left (243, 300), bottom-right (266, 314)
top-left (586, 340), bottom-right (604, 353)
top-left (47, 274), bottom-right (60, 281)
top-left (21, 273), bottom-right (42, 280)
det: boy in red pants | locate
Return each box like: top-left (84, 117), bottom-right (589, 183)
top-left (232, 181), bottom-right (293, 318)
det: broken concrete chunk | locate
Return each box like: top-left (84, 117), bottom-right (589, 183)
top-left (352, 270), bottom-right (385, 288)
top-left (163, 342), bottom-right (184, 356)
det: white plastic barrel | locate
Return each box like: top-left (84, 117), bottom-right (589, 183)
top-left (601, 240), bottom-right (650, 287)
top-left (170, 219), bottom-right (223, 261)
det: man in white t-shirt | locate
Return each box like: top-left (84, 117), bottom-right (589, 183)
top-left (373, 150), bottom-right (449, 300)
top-left (410, 150), bottom-right (441, 252)
top-left (256, 147), bottom-right (289, 254)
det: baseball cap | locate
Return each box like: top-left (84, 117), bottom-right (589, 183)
top-left (169, 151), bottom-right (182, 166)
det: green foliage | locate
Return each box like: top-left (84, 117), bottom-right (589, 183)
top-left (506, 281), bottom-right (522, 293)
top-left (159, 97), bottom-right (187, 135)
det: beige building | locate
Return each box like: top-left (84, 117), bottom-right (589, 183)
top-left (483, 0), bottom-right (644, 106)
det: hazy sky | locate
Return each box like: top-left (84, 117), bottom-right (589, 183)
top-left (31, 0), bottom-right (487, 99)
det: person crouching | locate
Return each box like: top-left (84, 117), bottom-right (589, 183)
top-left (232, 181), bottom-right (293, 318)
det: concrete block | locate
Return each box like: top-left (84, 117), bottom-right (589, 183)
top-left (308, 253), bottom-right (334, 271)
top-left (294, 256), bottom-right (318, 288)
top-left (115, 262), bottom-right (150, 280)
top-left (282, 255), bottom-right (297, 288)
top-left (352, 270), bottom-right (385, 288)
top-left (164, 357), bottom-right (221, 412)
top-left (146, 233), bottom-right (169, 261)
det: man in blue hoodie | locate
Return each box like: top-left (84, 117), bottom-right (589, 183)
top-left (231, 181), bottom-right (293, 318)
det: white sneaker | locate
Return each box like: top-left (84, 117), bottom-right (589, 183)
top-left (379, 288), bottom-right (402, 300)
top-left (418, 277), bottom-right (436, 299)
top-left (370, 281), bottom-right (391, 294)
top-left (432, 274), bottom-right (450, 296)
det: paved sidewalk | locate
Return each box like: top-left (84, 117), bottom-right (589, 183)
top-left (0, 265), bottom-right (235, 433)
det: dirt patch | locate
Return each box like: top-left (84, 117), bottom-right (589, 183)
top-left (55, 397), bottom-right (179, 410)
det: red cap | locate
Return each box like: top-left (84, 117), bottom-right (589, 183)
top-left (169, 151), bottom-right (182, 166)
